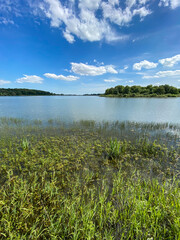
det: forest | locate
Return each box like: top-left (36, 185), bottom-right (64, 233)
top-left (104, 84), bottom-right (180, 97)
top-left (0, 88), bottom-right (55, 96)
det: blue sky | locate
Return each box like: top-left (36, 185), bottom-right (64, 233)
top-left (0, 0), bottom-right (180, 94)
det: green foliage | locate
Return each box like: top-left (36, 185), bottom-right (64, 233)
top-left (0, 88), bottom-right (55, 96)
top-left (104, 84), bottom-right (180, 97)
top-left (109, 138), bottom-right (121, 158)
top-left (109, 138), bottom-right (128, 159)
top-left (0, 119), bottom-right (179, 239)
top-left (22, 139), bottom-right (30, 150)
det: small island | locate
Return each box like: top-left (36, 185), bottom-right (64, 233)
top-left (102, 84), bottom-right (180, 97)
top-left (0, 88), bottom-right (56, 96)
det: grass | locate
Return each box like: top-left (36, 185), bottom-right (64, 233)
top-left (0, 118), bottom-right (179, 239)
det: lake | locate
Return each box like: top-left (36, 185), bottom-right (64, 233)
top-left (0, 96), bottom-right (179, 123)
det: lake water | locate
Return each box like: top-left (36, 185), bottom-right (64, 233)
top-left (0, 96), bottom-right (179, 123)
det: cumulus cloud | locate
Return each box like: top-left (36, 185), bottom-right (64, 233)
top-left (37, 0), bottom-right (152, 43)
top-left (102, 2), bottom-right (133, 26)
top-left (1, 0), bottom-right (179, 44)
top-left (102, 1), bottom-right (151, 26)
top-left (71, 62), bottom-right (118, 76)
top-left (40, 0), bottom-right (122, 43)
top-left (133, 60), bottom-right (158, 70)
top-left (159, 0), bottom-right (180, 9)
top-left (159, 54), bottom-right (180, 67)
top-left (143, 70), bottom-right (180, 79)
top-left (0, 80), bottom-right (11, 85)
top-left (16, 75), bottom-right (43, 83)
top-left (44, 73), bottom-right (79, 81)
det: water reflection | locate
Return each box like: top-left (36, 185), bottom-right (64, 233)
top-left (0, 96), bottom-right (179, 123)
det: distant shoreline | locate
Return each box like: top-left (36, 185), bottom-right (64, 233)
top-left (1, 94), bottom-right (180, 98)
top-left (100, 94), bottom-right (180, 98)
top-left (103, 84), bottom-right (180, 98)
top-left (0, 88), bottom-right (55, 96)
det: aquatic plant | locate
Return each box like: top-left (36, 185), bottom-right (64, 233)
top-left (22, 138), bottom-right (30, 150)
top-left (0, 118), bottom-right (179, 239)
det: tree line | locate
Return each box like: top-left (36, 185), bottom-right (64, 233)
top-left (104, 85), bottom-right (180, 97)
top-left (0, 88), bottom-right (55, 96)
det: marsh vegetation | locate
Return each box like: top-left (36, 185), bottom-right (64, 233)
top-left (0, 118), bottom-right (179, 239)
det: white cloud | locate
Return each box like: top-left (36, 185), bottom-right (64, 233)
top-left (104, 77), bottom-right (122, 82)
top-left (139, 0), bottom-right (150, 4)
top-left (44, 73), bottom-right (79, 81)
top-left (133, 6), bottom-right (152, 18)
top-left (37, 0), bottom-right (153, 43)
top-left (102, 2), bottom-right (133, 26)
top-left (0, 80), bottom-right (11, 85)
top-left (119, 65), bottom-right (129, 73)
top-left (40, 0), bottom-right (125, 43)
top-left (125, 80), bottom-right (134, 83)
top-left (159, 54), bottom-right (180, 67)
top-left (143, 70), bottom-right (180, 79)
top-left (0, 17), bottom-right (14, 25)
top-left (104, 79), bottom-right (117, 82)
top-left (102, 1), bottom-right (151, 26)
top-left (63, 30), bottom-right (75, 43)
top-left (0, 0), bottom-right (23, 19)
top-left (108, 0), bottom-right (119, 6)
top-left (159, 0), bottom-right (180, 9)
top-left (78, 0), bottom-right (101, 11)
top-left (133, 60), bottom-right (158, 70)
top-left (136, 72), bottom-right (146, 75)
top-left (126, 0), bottom-right (137, 8)
top-left (105, 65), bottom-right (118, 74)
top-left (16, 75), bottom-right (43, 83)
top-left (71, 62), bottom-right (118, 76)
top-left (124, 65), bottom-right (129, 70)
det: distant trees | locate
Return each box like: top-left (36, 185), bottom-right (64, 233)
top-left (0, 88), bottom-right (55, 96)
top-left (104, 85), bottom-right (180, 97)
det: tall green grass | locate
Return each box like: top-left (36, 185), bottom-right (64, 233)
top-left (0, 118), bottom-right (179, 239)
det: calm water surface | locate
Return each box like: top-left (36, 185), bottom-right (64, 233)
top-left (0, 96), bottom-right (179, 123)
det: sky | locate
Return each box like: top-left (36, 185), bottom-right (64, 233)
top-left (0, 0), bottom-right (180, 94)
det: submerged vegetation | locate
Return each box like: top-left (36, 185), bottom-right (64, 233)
top-left (0, 88), bottom-right (55, 96)
top-left (103, 84), bottom-right (180, 97)
top-left (0, 118), bottom-right (180, 239)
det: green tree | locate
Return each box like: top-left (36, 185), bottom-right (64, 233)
top-left (123, 86), bottom-right (130, 94)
